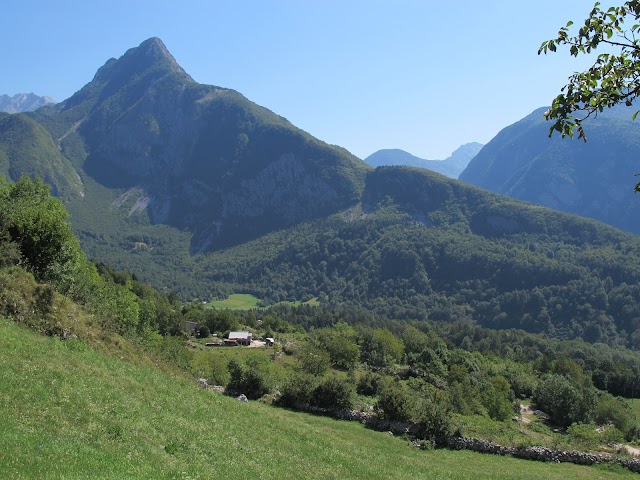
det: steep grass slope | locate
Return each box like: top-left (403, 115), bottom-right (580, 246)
top-left (0, 319), bottom-right (632, 479)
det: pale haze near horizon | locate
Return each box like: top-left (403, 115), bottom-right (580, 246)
top-left (1, 1), bottom-right (609, 160)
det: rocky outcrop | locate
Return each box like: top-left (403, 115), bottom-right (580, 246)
top-left (303, 406), bottom-right (417, 436)
top-left (0, 93), bottom-right (56, 113)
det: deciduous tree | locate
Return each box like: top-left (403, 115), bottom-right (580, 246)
top-left (540, 1), bottom-right (640, 191)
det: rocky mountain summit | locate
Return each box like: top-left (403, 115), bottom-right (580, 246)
top-left (0, 93), bottom-right (56, 113)
top-left (26, 37), bottom-right (369, 252)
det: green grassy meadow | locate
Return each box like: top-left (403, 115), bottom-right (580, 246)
top-left (205, 293), bottom-right (318, 310)
top-left (0, 319), bottom-right (635, 479)
top-left (205, 293), bottom-right (262, 309)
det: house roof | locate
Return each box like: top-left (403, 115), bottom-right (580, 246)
top-left (228, 331), bottom-right (252, 340)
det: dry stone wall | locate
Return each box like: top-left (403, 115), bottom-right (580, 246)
top-left (199, 380), bottom-right (640, 473)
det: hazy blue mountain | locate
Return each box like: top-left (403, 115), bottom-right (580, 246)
top-left (365, 142), bottom-right (483, 178)
top-left (0, 93), bottom-right (56, 113)
top-left (459, 106), bottom-right (640, 234)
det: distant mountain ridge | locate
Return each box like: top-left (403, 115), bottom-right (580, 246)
top-left (0, 93), bottom-right (56, 113)
top-left (365, 142), bottom-right (483, 178)
top-left (459, 106), bottom-right (640, 234)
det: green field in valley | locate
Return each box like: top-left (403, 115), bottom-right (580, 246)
top-left (205, 293), bottom-right (319, 310)
top-left (0, 318), bottom-right (635, 480)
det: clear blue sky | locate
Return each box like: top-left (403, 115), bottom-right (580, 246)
top-left (1, 1), bottom-right (605, 159)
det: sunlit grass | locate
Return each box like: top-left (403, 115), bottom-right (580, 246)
top-left (205, 293), bottom-right (319, 310)
top-left (0, 318), bottom-right (635, 479)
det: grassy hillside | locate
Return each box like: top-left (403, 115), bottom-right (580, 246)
top-left (0, 318), bottom-right (634, 480)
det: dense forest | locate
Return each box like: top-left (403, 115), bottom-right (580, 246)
top-left (191, 168), bottom-right (640, 348)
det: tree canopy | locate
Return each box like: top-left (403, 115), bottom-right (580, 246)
top-left (539, 1), bottom-right (640, 191)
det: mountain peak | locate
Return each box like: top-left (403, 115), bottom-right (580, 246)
top-left (135, 37), bottom-right (179, 66)
top-left (62, 37), bottom-right (194, 111)
top-left (0, 93), bottom-right (56, 113)
top-left (90, 37), bottom-right (191, 86)
top-left (450, 142), bottom-right (483, 158)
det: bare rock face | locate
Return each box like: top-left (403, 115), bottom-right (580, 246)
top-left (222, 154), bottom-right (338, 222)
top-left (0, 93), bottom-right (56, 113)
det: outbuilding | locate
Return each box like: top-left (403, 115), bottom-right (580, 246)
top-left (228, 331), bottom-right (252, 346)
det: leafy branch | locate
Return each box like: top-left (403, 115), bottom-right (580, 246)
top-left (539, 1), bottom-right (640, 191)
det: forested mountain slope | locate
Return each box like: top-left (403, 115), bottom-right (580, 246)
top-left (0, 112), bottom-right (82, 197)
top-left (197, 167), bottom-right (640, 347)
top-left (459, 106), bottom-right (640, 234)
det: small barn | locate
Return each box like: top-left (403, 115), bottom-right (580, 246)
top-left (228, 331), bottom-right (252, 346)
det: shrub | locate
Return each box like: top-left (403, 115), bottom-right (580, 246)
top-left (481, 376), bottom-right (516, 421)
top-left (191, 353), bottom-right (230, 387)
top-left (602, 426), bottom-right (625, 444)
top-left (376, 377), bottom-right (415, 421)
top-left (312, 375), bottom-right (355, 410)
top-left (567, 423), bottom-right (599, 447)
top-left (297, 344), bottom-right (331, 376)
top-left (355, 369), bottom-right (381, 396)
top-left (227, 357), bottom-right (274, 399)
top-left (413, 391), bottom-right (454, 444)
top-left (361, 328), bottom-right (405, 368)
top-left (594, 394), bottom-right (636, 437)
top-left (321, 335), bottom-right (360, 370)
top-left (508, 372), bottom-right (538, 399)
top-left (534, 374), bottom-right (597, 427)
top-left (277, 372), bottom-right (317, 408)
top-left (0, 177), bottom-right (88, 293)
